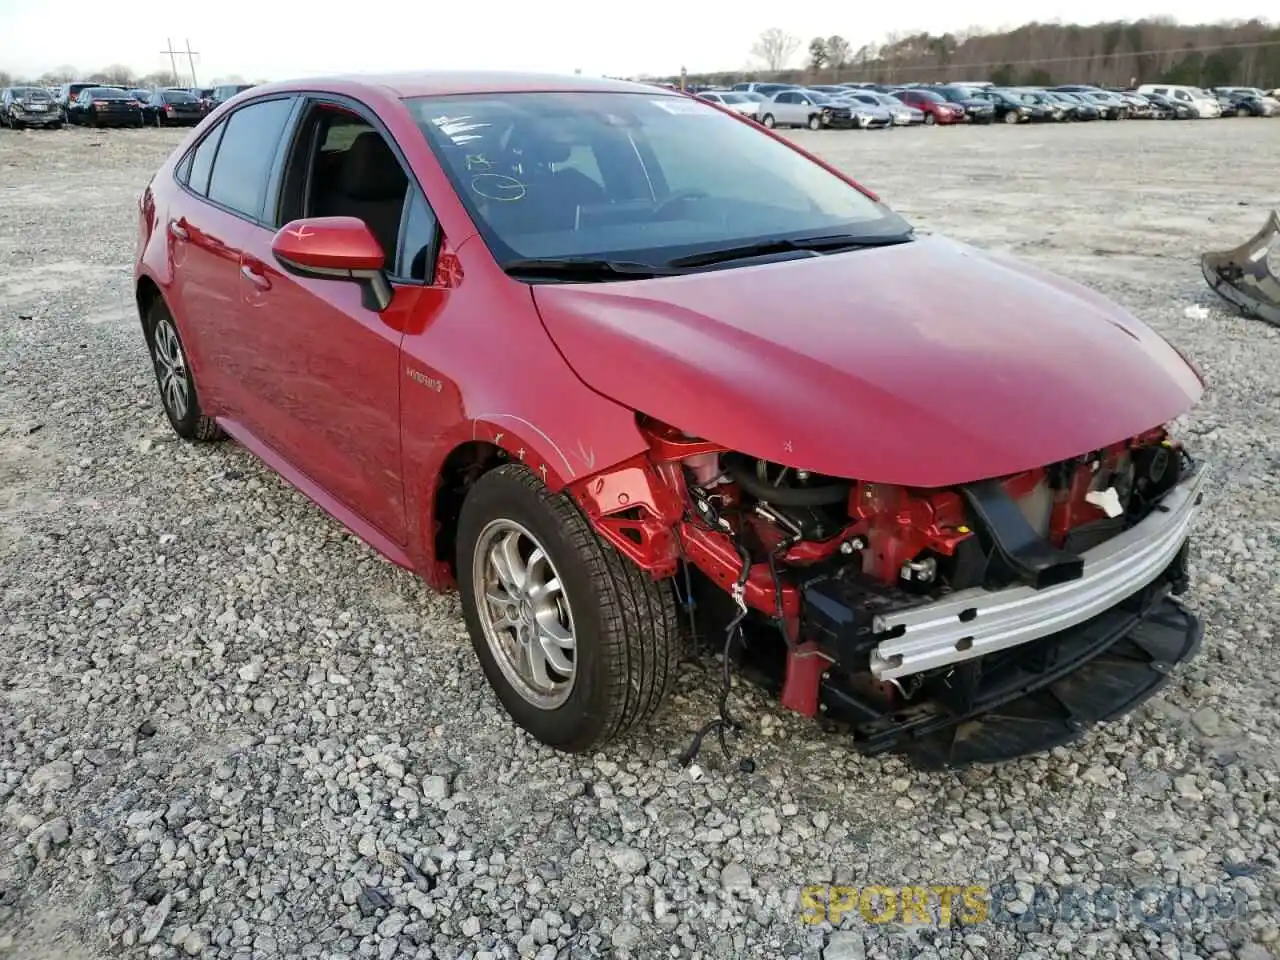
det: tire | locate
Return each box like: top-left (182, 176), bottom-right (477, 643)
top-left (1003, 110), bottom-right (1019, 124)
top-left (761, 113), bottom-right (775, 128)
top-left (923, 113), bottom-right (935, 125)
top-left (1236, 106), bottom-right (1249, 118)
top-left (807, 114), bottom-right (822, 130)
top-left (143, 299), bottom-right (224, 442)
top-left (457, 464), bottom-right (681, 753)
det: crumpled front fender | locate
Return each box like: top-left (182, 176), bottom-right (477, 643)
top-left (1202, 210), bottom-right (1280, 328)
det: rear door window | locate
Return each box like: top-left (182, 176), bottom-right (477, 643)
top-left (206, 97), bottom-right (295, 220)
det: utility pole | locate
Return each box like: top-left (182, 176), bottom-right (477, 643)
top-left (184, 38), bottom-right (199, 86)
top-left (161, 38), bottom-right (180, 85)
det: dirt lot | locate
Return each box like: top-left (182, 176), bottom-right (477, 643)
top-left (2, 120), bottom-right (1279, 960)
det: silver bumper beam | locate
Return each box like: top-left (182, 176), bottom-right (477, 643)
top-left (869, 465), bottom-right (1208, 681)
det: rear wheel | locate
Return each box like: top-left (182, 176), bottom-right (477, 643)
top-left (144, 299), bottom-right (224, 441)
top-left (457, 465), bottom-right (681, 753)
top-left (1236, 105), bottom-right (1250, 117)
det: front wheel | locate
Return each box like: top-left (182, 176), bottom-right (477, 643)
top-left (457, 465), bottom-right (681, 753)
top-left (1003, 110), bottom-right (1019, 124)
top-left (761, 113), bottom-right (776, 128)
top-left (807, 114), bottom-right (822, 131)
top-left (923, 113), bottom-right (935, 125)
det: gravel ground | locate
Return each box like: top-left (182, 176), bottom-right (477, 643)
top-left (2, 119), bottom-right (1279, 960)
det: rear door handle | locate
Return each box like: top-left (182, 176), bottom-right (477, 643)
top-left (240, 263), bottom-right (271, 290)
top-left (168, 220), bottom-right (188, 241)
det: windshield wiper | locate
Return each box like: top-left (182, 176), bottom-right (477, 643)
top-left (501, 257), bottom-right (681, 281)
top-left (666, 231), bottom-right (914, 269)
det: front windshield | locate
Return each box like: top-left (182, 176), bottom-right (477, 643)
top-left (407, 91), bottom-right (909, 266)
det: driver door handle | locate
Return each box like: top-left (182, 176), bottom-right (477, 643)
top-left (240, 263), bottom-right (271, 290)
top-left (168, 220), bottom-right (188, 241)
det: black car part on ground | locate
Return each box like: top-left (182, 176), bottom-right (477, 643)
top-left (1202, 210), bottom-right (1280, 328)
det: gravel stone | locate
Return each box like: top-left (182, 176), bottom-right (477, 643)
top-left (720, 862), bottom-right (752, 891)
top-left (2, 120), bottom-right (1279, 960)
top-left (823, 931), bottom-right (866, 960)
top-left (27, 759), bottom-right (74, 792)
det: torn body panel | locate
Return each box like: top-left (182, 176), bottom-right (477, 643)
top-left (1202, 210), bottom-right (1280, 328)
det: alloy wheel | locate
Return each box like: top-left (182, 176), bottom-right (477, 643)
top-left (151, 317), bottom-right (191, 422)
top-left (472, 518), bottom-right (577, 710)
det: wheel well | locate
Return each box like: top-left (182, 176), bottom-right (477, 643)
top-left (135, 276), bottom-right (161, 335)
top-left (433, 441), bottom-right (507, 576)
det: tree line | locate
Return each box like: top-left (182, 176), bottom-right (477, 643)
top-left (0, 65), bottom-right (258, 88)
top-left (695, 19), bottom-right (1280, 89)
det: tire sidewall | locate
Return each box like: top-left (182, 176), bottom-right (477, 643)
top-left (456, 467), bottom-right (616, 750)
top-left (145, 301), bottom-right (203, 438)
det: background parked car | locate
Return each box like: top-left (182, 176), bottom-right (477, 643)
top-left (896, 88), bottom-right (965, 124)
top-left (697, 90), bottom-right (763, 120)
top-left (1, 85), bottom-right (62, 129)
top-left (142, 88), bottom-right (206, 126)
top-left (843, 91), bottom-right (923, 125)
top-left (985, 87), bottom-right (1034, 123)
top-left (210, 83), bottom-right (255, 106)
top-left (68, 86), bottom-right (144, 127)
top-left (1142, 92), bottom-right (1194, 119)
top-left (55, 81), bottom-right (98, 121)
top-left (1213, 87), bottom-right (1280, 116)
top-left (760, 89), bottom-right (855, 129)
top-left (1045, 90), bottom-right (1101, 120)
top-left (1134, 84), bottom-right (1222, 118)
top-left (730, 81), bottom-right (802, 98)
top-left (1012, 88), bottom-right (1069, 121)
top-left (927, 85), bottom-right (997, 123)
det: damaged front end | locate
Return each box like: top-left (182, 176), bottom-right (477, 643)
top-left (570, 418), bottom-right (1207, 770)
top-left (1202, 210), bottom-right (1280, 328)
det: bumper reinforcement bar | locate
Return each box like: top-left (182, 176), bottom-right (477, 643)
top-left (869, 463), bottom-right (1208, 681)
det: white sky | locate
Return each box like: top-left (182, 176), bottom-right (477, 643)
top-left (0, 0), bottom-right (1271, 82)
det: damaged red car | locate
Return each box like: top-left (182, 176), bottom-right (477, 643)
top-left (134, 72), bottom-right (1207, 768)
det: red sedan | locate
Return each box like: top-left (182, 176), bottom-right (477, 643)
top-left (135, 72), bottom-right (1206, 768)
top-left (897, 88), bottom-right (966, 124)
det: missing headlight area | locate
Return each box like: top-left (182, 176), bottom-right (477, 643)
top-left (571, 416), bottom-right (1205, 770)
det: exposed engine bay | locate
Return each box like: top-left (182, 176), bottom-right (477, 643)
top-left (570, 415), bottom-right (1206, 769)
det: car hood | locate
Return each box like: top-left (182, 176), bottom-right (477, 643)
top-left (531, 235), bottom-right (1202, 488)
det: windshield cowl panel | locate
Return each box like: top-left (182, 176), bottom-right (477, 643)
top-left (405, 91), bottom-right (910, 277)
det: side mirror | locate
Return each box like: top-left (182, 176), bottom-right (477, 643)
top-left (271, 216), bottom-right (392, 312)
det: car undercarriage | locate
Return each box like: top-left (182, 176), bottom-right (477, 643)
top-left (569, 417), bottom-right (1206, 769)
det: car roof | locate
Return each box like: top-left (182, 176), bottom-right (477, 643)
top-left (244, 70), bottom-right (664, 100)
